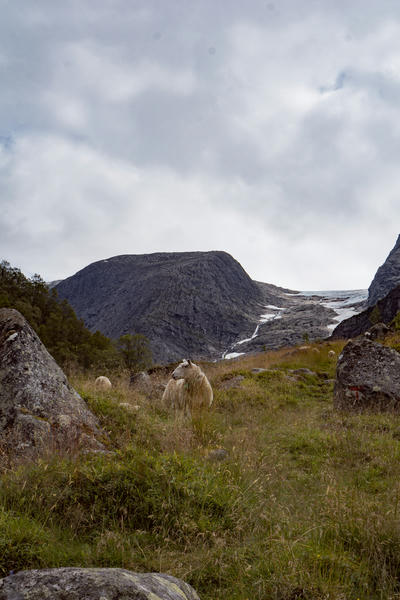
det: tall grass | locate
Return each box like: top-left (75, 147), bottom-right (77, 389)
top-left (2, 340), bottom-right (400, 598)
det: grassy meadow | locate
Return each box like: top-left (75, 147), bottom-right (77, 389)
top-left (2, 340), bottom-right (400, 599)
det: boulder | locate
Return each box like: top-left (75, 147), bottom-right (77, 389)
top-left (333, 338), bottom-right (400, 412)
top-left (0, 308), bottom-right (105, 456)
top-left (218, 375), bottom-right (245, 390)
top-left (0, 568), bottom-right (200, 600)
top-left (130, 371), bottom-right (166, 400)
top-left (289, 368), bottom-right (316, 377)
top-left (365, 322), bottom-right (390, 341)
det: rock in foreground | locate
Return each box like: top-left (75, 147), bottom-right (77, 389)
top-left (0, 568), bottom-right (201, 600)
top-left (334, 338), bottom-right (400, 412)
top-left (0, 308), bottom-right (104, 456)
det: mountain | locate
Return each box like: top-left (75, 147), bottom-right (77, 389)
top-left (368, 234), bottom-right (400, 306)
top-left (55, 251), bottom-right (367, 364)
top-left (329, 234), bottom-right (400, 339)
top-left (331, 284), bottom-right (400, 340)
top-left (56, 252), bottom-right (268, 363)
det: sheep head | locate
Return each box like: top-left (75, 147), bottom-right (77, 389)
top-left (172, 359), bottom-right (193, 380)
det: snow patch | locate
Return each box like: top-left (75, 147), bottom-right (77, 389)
top-left (224, 352), bottom-right (245, 360)
top-left (236, 324), bottom-right (260, 345)
top-left (300, 289), bottom-right (367, 304)
top-left (316, 290), bottom-right (367, 331)
top-left (260, 313), bottom-right (282, 323)
top-left (325, 307), bottom-right (360, 331)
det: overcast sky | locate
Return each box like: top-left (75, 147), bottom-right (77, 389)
top-left (1, 0), bottom-right (400, 290)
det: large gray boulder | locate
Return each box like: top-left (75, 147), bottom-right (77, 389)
top-left (0, 568), bottom-right (201, 600)
top-left (0, 308), bottom-right (105, 456)
top-left (334, 338), bottom-right (400, 412)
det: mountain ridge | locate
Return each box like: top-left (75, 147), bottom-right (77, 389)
top-left (55, 251), bottom-right (367, 364)
top-left (56, 251), bottom-right (269, 363)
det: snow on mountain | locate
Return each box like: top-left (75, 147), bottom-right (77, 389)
top-left (299, 290), bottom-right (367, 332)
top-left (222, 289), bottom-right (367, 360)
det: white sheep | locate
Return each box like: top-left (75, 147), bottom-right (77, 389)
top-left (95, 375), bottom-right (112, 389)
top-left (162, 359), bottom-right (213, 418)
top-left (328, 350), bottom-right (336, 359)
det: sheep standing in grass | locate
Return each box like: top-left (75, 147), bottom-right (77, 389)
top-left (95, 376), bottom-right (112, 389)
top-left (162, 359), bottom-right (213, 417)
top-left (328, 350), bottom-right (336, 359)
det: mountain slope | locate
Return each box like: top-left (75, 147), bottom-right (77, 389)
top-left (368, 234), bottom-right (400, 306)
top-left (56, 251), bottom-right (265, 363)
top-left (331, 284), bottom-right (400, 339)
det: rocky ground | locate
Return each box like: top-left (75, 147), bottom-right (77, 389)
top-left (222, 286), bottom-right (367, 359)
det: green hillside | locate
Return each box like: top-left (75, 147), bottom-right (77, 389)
top-left (2, 342), bottom-right (400, 599)
top-left (0, 260), bottom-right (142, 372)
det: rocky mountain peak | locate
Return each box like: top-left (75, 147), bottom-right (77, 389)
top-left (368, 234), bottom-right (400, 306)
top-left (56, 251), bottom-right (264, 363)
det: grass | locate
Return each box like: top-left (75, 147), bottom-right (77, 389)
top-left (2, 340), bottom-right (400, 598)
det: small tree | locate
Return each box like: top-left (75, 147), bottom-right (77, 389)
top-left (391, 311), bottom-right (400, 331)
top-left (117, 333), bottom-right (153, 374)
top-left (369, 305), bottom-right (381, 326)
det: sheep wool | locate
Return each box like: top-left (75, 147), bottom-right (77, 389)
top-left (95, 376), bottom-right (112, 389)
top-left (162, 359), bottom-right (213, 417)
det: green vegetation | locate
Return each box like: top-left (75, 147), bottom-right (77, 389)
top-left (391, 310), bottom-right (400, 331)
top-left (0, 260), bottom-right (152, 373)
top-left (369, 305), bottom-right (382, 326)
top-left (117, 333), bottom-right (153, 374)
top-left (3, 341), bottom-right (400, 598)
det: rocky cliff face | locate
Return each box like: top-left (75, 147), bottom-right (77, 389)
top-left (328, 234), bottom-right (400, 339)
top-left (331, 284), bottom-right (400, 339)
top-left (56, 251), bottom-right (267, 363)
top-left (368, 234), bottom-right (400, 306)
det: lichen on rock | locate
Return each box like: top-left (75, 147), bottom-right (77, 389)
top-left (0, 308), bottom-right (105, 457)
top-left (334, 337), bottom-right (400, 412)
top-left (0, 568), bottom-right (201, 600)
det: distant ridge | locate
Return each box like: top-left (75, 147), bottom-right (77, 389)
top-left (55, 251), bottom-right (266, 363)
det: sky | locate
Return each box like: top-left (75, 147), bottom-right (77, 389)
top-left (1, 0), bottom-right (400, 290)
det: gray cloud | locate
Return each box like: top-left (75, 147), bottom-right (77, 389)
top-left (1, 0), bottom-right (400, 288)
